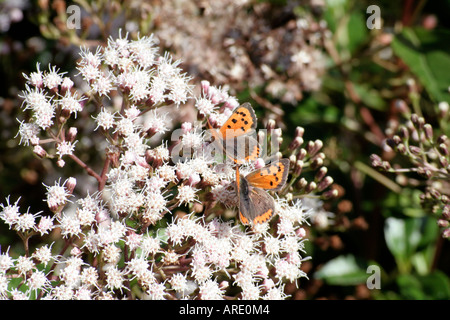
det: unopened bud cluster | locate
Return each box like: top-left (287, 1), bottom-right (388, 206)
top-left (284, 127), bottom-right (336, 200)
top-left (371, 111), bottom-right (450, 238)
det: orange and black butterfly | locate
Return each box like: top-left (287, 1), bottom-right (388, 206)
top-left (207, 103), bottom-right (260, 164)
top-left (236, 158), bottom-right (290, 225)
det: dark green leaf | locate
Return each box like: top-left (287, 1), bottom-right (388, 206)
top-left (392, 27), bottom-right (450, 103)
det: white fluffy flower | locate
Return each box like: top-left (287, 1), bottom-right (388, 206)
top-left (176, 185), bottom-right (199, 205)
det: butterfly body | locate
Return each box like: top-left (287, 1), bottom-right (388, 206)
top-left (236, 159), bottom-right (290, 225)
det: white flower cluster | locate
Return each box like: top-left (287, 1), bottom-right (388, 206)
top-left (2, 33), bottom-right (313, 300)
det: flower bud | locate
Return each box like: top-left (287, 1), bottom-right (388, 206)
top-left (289, 136), bottom-right (303, 150)
top-left (393, 135), bottom-right (402, 145)
top-left (285, 192), bottom-right (293, 202)
top-left (289, 154), bottom-right (297, 166)
top-left (399, 126), bottom-right (409, 140)
top-left (33, 145), bottom-right (47, 158)
top-left (322, 188), bottom-right (339, 199)
top-left (397, 143), bottom-right (407, 154)
top-left (439, 101), bottom-right (449, 118)
top-left (305, 181), bottom-right (317, 193)
top-left (411, 113), bottom-right (419, 126)
top-left (442, 205), bottom-right (450, 220)
top-left (296, 178), bottom-right (307, 189)
top-left (409, 145), bottom-right (422, 156)
top-left (266, 119), bottom-right (276, 131)
top-left (258, 130), bottom-right (266, 143)
top-left (56, 159), bottom-right (65, 167)
top-left (297, 148), bottom-right (307, 160)
top-left (417, 116), bottom-right (425, 129)
top-left (430, 188), bottom-right (441, 200)
top-left (294, 160), bottom-right (303, 176)
top-left (315, 167), bottom-right (327, 181)
top-left (438, 219), bottom-right (449, 228)
top-left (370, 154), bottom-right (383, 167)
top-left (295, 126), bottom-right (305, 138)
top-left (438, 135), bottom-right (448, 144)
top-left (439, 156), bottom-right (448, 168)
top-left (311, 157), bottom-right (323, 169)
top-left (424, 124), bottom-right (433, 141)
top-left (67, 127), bottom-right (78, 142)
top-left (439, 143), bottom-right (449, 156)
top-left (382, 161), bottom-right (391, 171)
top-left (273, 128), bottom-right (282, 138)
top-left (318, 176), bottom-right (334, 191)
top-left (65, 177), bottom-right (77, 194)
top-left (417, 167), bottom-right (432, 178)
top-left (201, 80), bottom-right (210, 96)
top-left (308, 140), bottom-right (323, 157)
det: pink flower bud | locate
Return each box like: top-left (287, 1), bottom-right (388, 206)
top-left (67, 127), bottom-right (78, 142)
top-left (201, 80), bottom-right (210, 96)
top-left (56, 159), bottom-right (65, 168)
top-left (65, 177), bottom-right (77, 194)
top-left (33, 145), bottom-right (47, 158)
top-left (266, 119), bottom-right (276, 131)
top-left (254, 158), bottom-right (265, 169)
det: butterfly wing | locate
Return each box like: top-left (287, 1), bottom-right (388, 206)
top-left (245, 158), bottom-right (290, 191)
top-left (219, 103), bottom-right (257, 139)
top-left (226, 134), bottom-right (260, 164)
top-left (209, 103), bottom-right (260, 164)
top-left (237, 169), bottom-right (275, 225)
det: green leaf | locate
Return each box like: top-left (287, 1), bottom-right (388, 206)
top-left (392, 27), bottom-right (450, 103)
top-left (352, 83), bottom-right (387, 111)
top-left (396, 274), bottom-right (425, 299)
top-left (384, 216), bottom-right (439, 274)
top-left (419, 271), bottom-right (450, 299)
top-left (384, 217), bottom-right (419, 257)
top-left (397, 272), bottom-right (450, 300)
top-left (346, 11), bottom-right (369, 54)
top-left (314, 254), bottom-right (369, 285)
